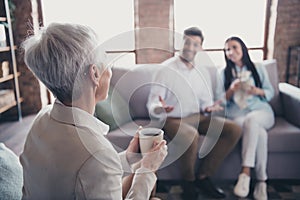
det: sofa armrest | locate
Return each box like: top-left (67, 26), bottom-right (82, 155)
top-left (279, 83), bottom-right (300, 128)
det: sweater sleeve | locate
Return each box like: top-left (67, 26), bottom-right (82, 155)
top-left (118, 151), bottom-right (133, 177)
top-left (124, 167), bottom-right (157, 200)
top-left (76, 150), bottom-right (157, 200)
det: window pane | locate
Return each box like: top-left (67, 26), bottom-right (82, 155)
top-left (205, 51), bottom-right (226, 68)
top-left (176, 50), bottom-right (263, 68)
top-left (248, 50), bottom-right (264, 63)
top-left (209, 50), bottom-right (264, 69)
top-left (174, 0), bottom-right (266, 49)
top-left (42, 0), bottom-right (134, 51)
top-left (107, 53), bottom-right (136, 69)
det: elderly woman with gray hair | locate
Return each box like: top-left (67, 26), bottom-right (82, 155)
top-left (20, 23), bottom-right (167, 200)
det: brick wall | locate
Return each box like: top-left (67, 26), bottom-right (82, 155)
top-left (273, 0), bottom-right (300, 84)
top-left (135, 0), bottom-right (174, 63)
top-left (13, 0), bottom-right (42, 115)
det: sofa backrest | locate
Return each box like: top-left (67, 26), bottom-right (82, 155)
top-left (111, 64), bottom-right (162, 119)
top-left (111, 59), bottom-right (282, 119)
top-left (260, 59), bottom-right (282, 116)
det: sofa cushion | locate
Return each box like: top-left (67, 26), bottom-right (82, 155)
top-left (0, 143), bottom-right (23, 200)
top-left (95, 85), bottom-right (132, 131)
top-left (268, 117), bottom-right (300, 152)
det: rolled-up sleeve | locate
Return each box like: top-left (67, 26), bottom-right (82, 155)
top-left (147, 69), bottom-right (168, 119)
top-left (147, 85), bottom-right (166, 119)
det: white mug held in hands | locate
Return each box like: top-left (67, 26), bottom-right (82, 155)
top-left (138, 128), bottom-right (164, 155)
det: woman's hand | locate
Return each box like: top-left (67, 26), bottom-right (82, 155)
top-left (226, 79), bottom-right (242, 100)
top-left (141, 140), bottom-right (168, 172)
top-left (230, 78), bottom-right (241, 92)
top-left (247, 85), bottom-right (265, 97)
top-left (126, 127), bottom-right (142, 166)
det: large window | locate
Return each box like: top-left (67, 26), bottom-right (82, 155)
top-left (42, 0), bottom-right (135, 66)
top-left (42, 0), bottom-right (268, 67)
top-left (174, 0), bottom-right (267, 67)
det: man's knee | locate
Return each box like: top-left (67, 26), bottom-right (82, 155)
top-left (223, 120), bottom-right (242, 142)
top-left (182, 128), bottom-right (199, 147)
top-left (165, 122), bottom-right (199, 145)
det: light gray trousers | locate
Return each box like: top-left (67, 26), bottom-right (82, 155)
top-left (233, 109), bottom-right (274, 181)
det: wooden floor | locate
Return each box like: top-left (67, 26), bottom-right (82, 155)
top-left (0, 115), bottom-right (36, 156)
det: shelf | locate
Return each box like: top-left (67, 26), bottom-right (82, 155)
top-left (0, 72), bottom-right (20, 83)
top-left (0, 0), bottom-right (22, 121)
top-left (0, 46), bottom-right (10, 52)
top-left (0, 45), bottom-right (17, 52)
top-left (0, 97), bottom-right (23, 114)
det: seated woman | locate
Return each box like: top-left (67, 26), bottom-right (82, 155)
top-left (221, 37), bottom-right (274, 200)
top-left (20, 23), bottom-right (167, 199)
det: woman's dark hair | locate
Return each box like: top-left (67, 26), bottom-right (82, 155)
top-left (223, 36), bottom-right (262, 90)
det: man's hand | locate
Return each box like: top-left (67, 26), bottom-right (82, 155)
top-left (154, 96), bottom-right (174, 114)
top-left (204, 100), bottom-right (224, 113)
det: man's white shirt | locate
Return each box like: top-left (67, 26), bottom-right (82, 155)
top-left (147, 56), bottom-right (215, 119)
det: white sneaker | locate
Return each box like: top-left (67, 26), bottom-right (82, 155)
top-left (150, 198), bottom-right (161, 200)
top-left (233, 173), bottom-right (251, 198)
top-left (253, 182), bottom-right (268, 200)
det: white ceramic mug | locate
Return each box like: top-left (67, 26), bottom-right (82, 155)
top-left (138, 128), bottom-right (164, 155)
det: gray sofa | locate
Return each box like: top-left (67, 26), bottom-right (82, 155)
top-left (95, 59), bottom-right (300, 180)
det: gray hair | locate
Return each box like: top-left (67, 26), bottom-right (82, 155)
top-left (22, 23), bottom-right (106, 103)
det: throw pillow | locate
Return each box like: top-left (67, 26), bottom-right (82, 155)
top-left (95, 86), bottom-right (132, 131)
top-left (0, 143), bottom-right (23, 200)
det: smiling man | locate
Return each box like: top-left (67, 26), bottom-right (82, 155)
top-left (147, 27), bottom-right (242, 199)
